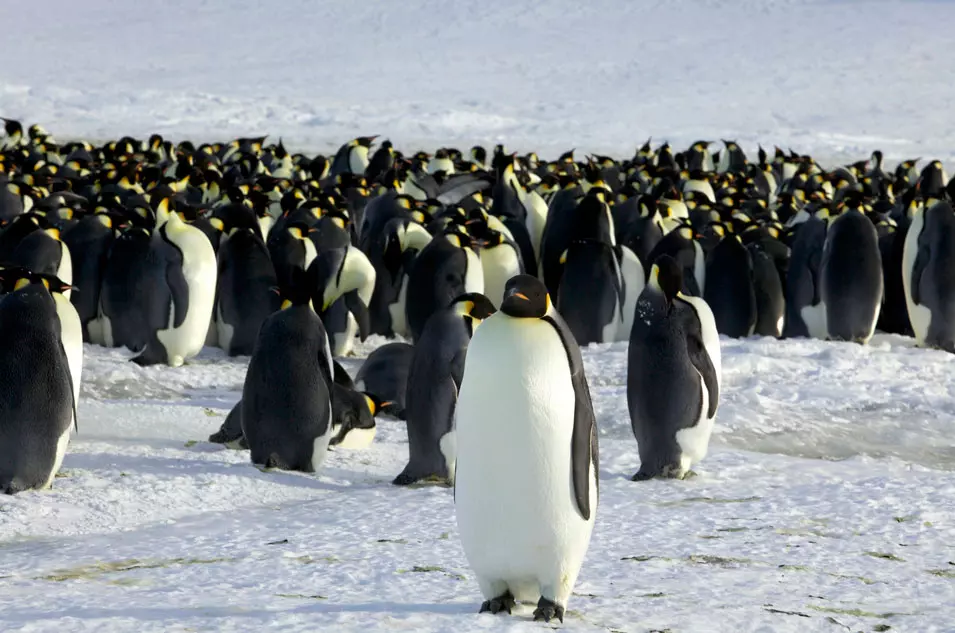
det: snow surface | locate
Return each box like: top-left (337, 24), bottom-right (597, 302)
top-left (4, 1), bottom-right (955, 631)
top-left (2, 336), bottom-right (955, 633)
top-left (4, 0), bottom-right (955, 163)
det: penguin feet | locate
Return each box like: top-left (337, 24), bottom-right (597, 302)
top-left (631, 469), bottom-right (656, 482)
top-left (392, 472), bottom-right (418, 486)
top-left (479, 590), bottom-right (515, 615)
top-left (532, 597), bottom-right (564, 623)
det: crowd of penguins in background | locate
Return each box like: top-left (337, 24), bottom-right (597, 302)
top-left (1, 117), bottom-right (953, 620)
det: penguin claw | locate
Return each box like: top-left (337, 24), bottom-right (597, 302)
top-left (631, 470), bottom-right (655, 481)
top-left (532, 597), bottom-right (564, 623)
top-left (479, 591), bottom-right (515, 615)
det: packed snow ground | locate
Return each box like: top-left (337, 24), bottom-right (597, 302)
top-left (2, 336), bottom-right (955, 633)
top-left (5, 0), bottom-right (955, 631)
top-left (4, 0), bottom-right (955, 164)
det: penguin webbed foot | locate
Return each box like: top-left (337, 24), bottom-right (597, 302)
top-left (532, 597), bottom-right (564, 623)
top-left (479, 590), bottom-right (515, 615)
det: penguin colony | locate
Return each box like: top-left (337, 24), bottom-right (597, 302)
top-left (1, 117), bottom-right (950, 620)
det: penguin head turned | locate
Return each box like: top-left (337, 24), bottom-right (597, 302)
top-left (648, 255), bottom-right (683, 309)
top-left (451, 292), bottom-right (497, 325)
top-left (500, 275), bottom-right (551, 319)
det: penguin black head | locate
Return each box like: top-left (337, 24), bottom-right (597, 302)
top-left (500, 275), bottom-right (550, 319)
top-left (649, 255), bottom-right (683, 307)
top-left (451, 292), bottom-right (497, 322)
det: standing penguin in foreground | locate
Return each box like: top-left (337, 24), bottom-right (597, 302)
top-left (394, 292), bottom-right (495, 486)
top-left (455, 275), bottom-right (598, 623)
top-left (241, 268), bottom-right (334, 473)
top-left (903, 201), bottom-right (955, 352)
top-left (627, 255), bottom-right (721, 480)
top-left (820, 207), bottom-right (883, 344)
top-left (0, 271), bottom-right (76, 494)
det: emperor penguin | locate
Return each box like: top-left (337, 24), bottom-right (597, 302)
top-left (96, 226), bottom-right (156, 350)
top-left (556, 239), bottom-right (623, 345)
top-left (477, 229), bottom-right (523, 308)
top-left (133, 212), bottom-right (217, 366)
top-left (241, 267), bottom-right (334, 473)
top-left (10, 226), bottom-right (73, 299)
top-left (395, 293), bottom-right (496, 486)
top-left (783, 216), bottom-right (828, 339)
top-left (455, 275), bottom-right (599, 623)
top-left (902, 201), bottom-right (955, 352)
top-left (312, 233), bottom-right (377, 357)
top-left (405, 229), bottom-right (484, 342)
top-left (703, 235), bottom-right (757, 338)
top-left (820, 208), bottom-right (883, 344)
top-left (62, 212), bottom-right (114, 341)
top-left (216, 226), bottom-right (280, 356)
top-left (330, 136), bottom-right (377, 177)
top-left (627, 255), bottom-right (721, 480)
top-left (0, 271), bottom-right (76, 494)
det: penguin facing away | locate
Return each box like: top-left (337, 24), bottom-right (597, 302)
top-left (627, 255), bottom-right (721, 480)
top-left (903, 201), bottom-right (955, 352)
top-left (820, 208), bottom-right (883, 344)
top-left (0, 270), bottom-right (76, 494)
top-left (240, 268), bottom-right (334, 473)
top-left (395, 292), bottom-right (495, 487)
top-left (454, 275), bottom-right (598, 623)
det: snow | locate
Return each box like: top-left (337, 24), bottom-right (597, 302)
top-left (5, 0), bottom-right (955, 164)
top-left (4, 0), bottom-right (955, 631)
top-left (2, 336), bottom-right (955, 632)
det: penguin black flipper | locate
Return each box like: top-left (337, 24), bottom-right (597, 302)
top-left (333, 360), bottom-right (355, 389)
top-left (209, 400), bottom-right (246, 448)
top-left (165, 255), bottom-right (190, 328)
top-left (911, 244), bottom-right (929, 305)
top-left (543, 312), bottom-right (598, 521)
top-left (344, 290), bottom-right (371, 341)
top-left (681, 306), bottom-right (720, 419)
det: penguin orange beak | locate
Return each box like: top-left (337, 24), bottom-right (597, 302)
top-left (511, 292), bottom-right (528, 301)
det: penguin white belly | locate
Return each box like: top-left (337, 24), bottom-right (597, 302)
top-left (334, 426), bottom-right (377, 449)
top-left (156, 220), bottom-right (218, 366)
top-left (522, 191), bottom-right (548, 260)
top-left (53, 293), bottom-right (83, 407)
top-left (331, 313), bottom-right (358, 357)
top-left (463, 248), bottom-right (484, 295)
top-left (311, 419), bottom-right (333, 472)
top-left (98, 312), bottom-right (113, 348)
top-left (901, 209), bottom-right (931, 344)
top-left (455, 317), bottom-right (594, 605)
top-left (87, 317), bottom-right (105, 347)
top-left (44, 422), bottom-right (73, 490)
top-left (216, 303), bottom-right (233, 353)
top-left (692, 241), bottom-right (706, 295)
top-left (801, 302), bottom-right (829, 340)
top-left (388, 275), bottom-right (411, 338)
top-left (439, 429), bottom-right (457, 484)
top-left (616, 246), bottom-right (646, 342)
top-left (56, 242), bottom-right (73, 300)
top-left (480, 245), bottom-right (521, 308)
top-left (675, 377), bottom-right (713, 476)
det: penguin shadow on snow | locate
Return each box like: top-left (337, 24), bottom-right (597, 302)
top-left (60, 449), bottom-right (372, 495)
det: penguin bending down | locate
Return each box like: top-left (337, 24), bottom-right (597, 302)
top-left (627, 255), bottom-right (721, 480)
top-left (329, 387), bottom-right (390, 449)
top-left (241, 269), bottom-right (334, 473)
top-left (134, 213), bottom-right (217, 366)
top-left (0, 270), bottom-right (76, 494)
top-left (355, 341), bottom-right (414, 419)
top-left (903, 201), bottom-right (955, 352)
top-left (820, 209), bottom-right (883, 344)
top-left (395, 293), bottom-right (495, 486)
top-left (454, 275), bottom-right (598, 623)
